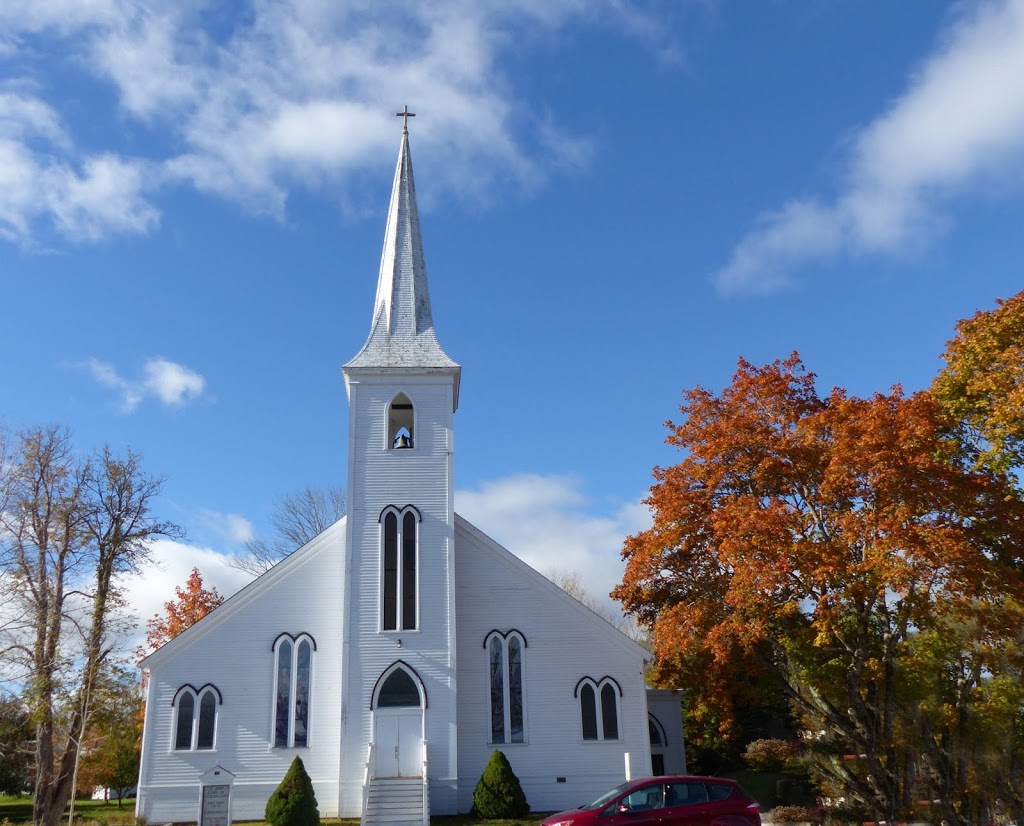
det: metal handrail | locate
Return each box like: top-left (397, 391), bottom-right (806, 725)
top-left (362, 741), bottom-right (374, 822)
top-left (421, 739), bottom-right (429, 826)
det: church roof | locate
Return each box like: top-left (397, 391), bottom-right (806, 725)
top-left (345, 122), bottom-right (460, 379)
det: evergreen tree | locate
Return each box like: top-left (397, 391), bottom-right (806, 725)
top-left (472, 750), bottom-right (529, 819)
top-left (265, 756), bottom-right (320, 826)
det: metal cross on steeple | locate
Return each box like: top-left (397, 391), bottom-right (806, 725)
top-left (396, 105), bottom-right (416, 132)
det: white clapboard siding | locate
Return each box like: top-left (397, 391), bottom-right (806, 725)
top-left (454, 515), bottom-right (652, 814)
top-left (138, 520), bottom-right (346, 822)
top-left (341, 375), bottom-right (459, 816)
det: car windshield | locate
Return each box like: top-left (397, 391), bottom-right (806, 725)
top-left (586, 782), bottom-right (632, 809)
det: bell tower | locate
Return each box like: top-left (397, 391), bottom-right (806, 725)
top-left (338, 113), bottom-right (461, 808)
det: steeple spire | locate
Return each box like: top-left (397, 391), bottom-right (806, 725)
top-left (345, 115), bottom-right (460, 406)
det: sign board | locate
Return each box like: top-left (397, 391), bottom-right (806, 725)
top-left (201, 784), bottom-right (230, 826)
top-left (198, 766), bottom-right (235, 826)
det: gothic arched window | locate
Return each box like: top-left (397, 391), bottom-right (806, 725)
top-left (272, 633), bottom-right (315, 748)
top-left (485, 630), bottom-right (526, 744)
top-left (172, 685), bottom-right (220, 751)
top-left (381, 506), bottom-right (419, 631)
top-left (576, 677), bottom-right (621, 741)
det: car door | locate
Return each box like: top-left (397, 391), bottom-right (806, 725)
top-left (660, 780), bottom-right (712, 826)
top-left (599, 781), bottom-right (666, 826)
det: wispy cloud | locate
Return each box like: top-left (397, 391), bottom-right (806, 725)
top-left (714, 0), bottom-right (1024, 295)
top-left (0, 1), bottom-right (672, 245)
top-left (82, 356), bottom-right (206, 412)
top-left (197, 509), bottom-right (255, 545)
top-left (456, 473), bottom-right (649, 609)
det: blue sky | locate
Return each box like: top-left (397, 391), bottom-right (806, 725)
top-left (3, 1), bottom-right (1024, 637)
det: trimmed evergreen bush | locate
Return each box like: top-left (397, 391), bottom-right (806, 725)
top-left (472, 749), bottom-right (529, 819)
top-left (265, 756), bottom-right (321, 826)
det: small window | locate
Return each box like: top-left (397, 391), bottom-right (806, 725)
top-left (273, 634), bottom-right (315, 748)
top-left (381, 506), bottom-right (419, 631)
top-left (486, 631), bottom-right (526, 744)
top-left (172, 685), bottom-right (219, 751)
top-left (665, 781), bottom-right (709, 807)
top-left (577, 677), bottom-right (620, 741)
top-left (388, 393), bottom-right (414, 449)
top-left (622, 784), bottom-right (665, 812)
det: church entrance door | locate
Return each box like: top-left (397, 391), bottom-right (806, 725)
top-left (372, 665), bottom-right (424, 779)
top-left (374, 707), bottom-right (422, 778)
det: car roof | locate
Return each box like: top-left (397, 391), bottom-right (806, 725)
top-left (632, 775), bottom-right (737, 786)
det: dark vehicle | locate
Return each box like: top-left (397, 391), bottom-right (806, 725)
top-left (540, 775), bottom-right (761, 826)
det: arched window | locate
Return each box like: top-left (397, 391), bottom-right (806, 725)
top-left (485, 631), bottom-right (526, 744)
top-left (648, 714), bottom-right (666, 747)
top-left (172, 685), bottom-right (220, 751)
top-left (381, 506), bottom-right (419, 631)
top-left (377, 668), bottom-right (422, 707)
top-left (576, 677), bottom-right (621, 741)
top-left (388, 393), bottom-right (415, 449)
top-left (272, 634), bottom-right (315, 748)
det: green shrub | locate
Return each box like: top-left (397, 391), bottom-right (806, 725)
top-left (743, 739), bottom-right (799, 772)
top-left (265, 756), bottom-right (321, 826)
top-left (472, 750), bottom-right (529, 819)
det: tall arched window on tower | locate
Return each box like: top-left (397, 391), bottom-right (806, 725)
top-left (485, 630), bottom-right (526, 744)
top-left (272, 633), bottom-right (315, 748)
top-left (381, 506), bottom-right (419, 631)
top-left (388, 393), bottom-right (415, 449)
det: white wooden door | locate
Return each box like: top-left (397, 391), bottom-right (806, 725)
top-left (374, 708), bottom-right (422, 778)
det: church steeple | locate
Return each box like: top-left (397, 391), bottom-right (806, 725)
top-left (345, 113), bottom-right (460, 409)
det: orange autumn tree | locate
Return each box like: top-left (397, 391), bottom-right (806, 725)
top-left (142, 568), bottom-right (225, 657)
top-left (614, 354), bottom-right (1024, 825)
top-left (932, 288), bottom-right (1024, 473)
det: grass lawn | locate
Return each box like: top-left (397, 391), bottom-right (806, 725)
top-left (0, 795), bottom-right (137, 824)
top-left (0, 796), bottom-right (545, 826)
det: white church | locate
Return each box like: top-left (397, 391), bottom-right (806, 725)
top-left (136, 120), bottom-right (686, 825)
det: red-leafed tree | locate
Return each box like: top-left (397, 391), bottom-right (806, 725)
top-left (614, 354), bottom-right (1024, 825)
top-left (141, 568), bottom-right (224, 657)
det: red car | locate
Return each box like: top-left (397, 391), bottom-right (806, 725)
top-left (540, 775), bottom-right (761, 826)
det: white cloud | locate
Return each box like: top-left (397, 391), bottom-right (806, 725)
top-left (0, 0), bottom-right (672, 243)
top-left (0, 89), bottom-right (156, 243)
top-left (83, 356), bottom-right (206, 412)
top-left (198, 509), bottom-right (255, 544)
top-left (456, 473), bottom-right (650, 610)
top-left (714, 0), bottom-right (1024, 295)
